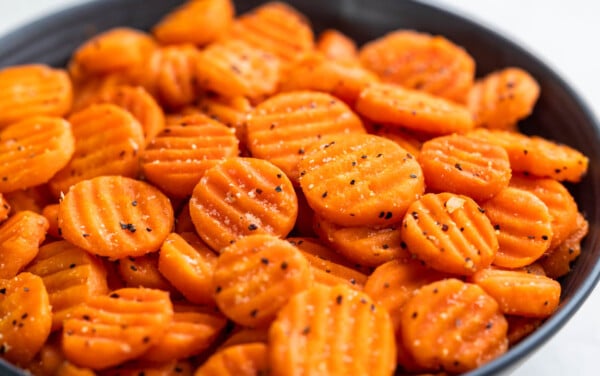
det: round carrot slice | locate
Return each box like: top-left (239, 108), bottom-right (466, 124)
top-left (0, 65), bottom-right (72, 127)
top-left (316, 29), bottom-right (358, 61)
top-left (299, 133), bottom-right (424, 227)
top-left (58, 175), bottom-right (174, 259)
top-left (117, 253), bottom-right (175, 292)
top-left (42, 204), bottom-right (61, 239)
top-left (189, 157), bottom-right (298, 252)
top-left (418, 134), bottom-right (511, 201)
top-left (373, 127), bottom-right (422, 159)
top-left (400, 278), bottom-right (508, 373)
top-left (25, 333), bottom-right (64, 376)
top-left (506, 315), bottom-right (543, 346)
top-left (0, 116), bottom-right (74, 193)
top-left (400, 193), bottom-right (498, 275)
top-left (195, 342), bottom-right (269, 376)
top-left (0, 272), bottom-right (52, 366)
top-left (247, 91), bottom-right (365, 184)
top-left (540, 212), bottom-right (588, 278)
top-left (213, 234), bottom-right (312, 327)
top-left (3, 185), bottom-right (53, 215)
top-left (269, 283), bottom-right (396, 376)
top-left (152, 45), bottom-right (202, 110)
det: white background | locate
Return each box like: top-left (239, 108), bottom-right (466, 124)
top-left (0, 1), bottom-right (598, 375)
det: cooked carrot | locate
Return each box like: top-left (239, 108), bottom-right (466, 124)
top-left (189, 157), bottom-right (298, 252)
top-left (373, 127), bottom-right (422, 159)
top-left (470, 268), bottom-right (561, 317)
top-left (467, 67), bottom-right (540, 129)
top-left (195, 342), bottom-right (269, 376)
top-left (0, 194), bottom-right (9, 222)
top-left (316, 29), bottom-right (358, 61)
top-left (24, 333), bottom-right (64, 376)
top-left (69, 71), bottom-right (132, 113)
top-left (355, 83), bottom-right (475, 135)
top-left (291, 188), bottom-right (317, 237)
top-left (0, 65), bottom-right (72, 127)
top-left (117, 253), bottom-right (176, 293)
top-left (219, 327), bottom-right (268, 349)
top-left (152, 45), bottom-right (202, 110)
top-left (359, 30), bottom-right (475, 103)
top-left (213, 234), bottom-right (311, 327)
top-left (42, 204), bottom-right (61, 239)
top-left (299, 133), bottom-right (424, 227)
top-left (158, 232), bottom-right (219, 305)
top-left (399, 278), bottom-right (508, 373)
top-left (269, 283), bottom-right (396, 376)
top-left (0, 272), bottom-right (52, 366)
top-left (400, 192), bottom-right (498, 275)
top-left (247, 91), bottom-right (365, 184)
top-left (25, 240), bottom-right (108, 331)
top-left (418, 134), bottom-right (511, 201)
top-left (55, 361), bottom-right (96, 376)
top-left (3, 186), bottom-right (53, 214)
top-left (140, 114), bottom-right (239, 198)
top-left (175, 201), bottom-right (196, 234)
top-left (197, 94), bottom-right (253, 153)
top-left (58, 175), bottom-right (174, 259)
top-left (62, 288), bottom-right (173, 370)
top-left (540, 212), bottom-right (588, 278)
top-left (0, 211), bottom-right (48, 279)
top-left (506, 315), bottom-right (543, 346)
top-left (101, 360), bottom-right (193, 376)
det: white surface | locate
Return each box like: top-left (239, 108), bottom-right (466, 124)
top-left (0, 1), bottom-right (599, 375)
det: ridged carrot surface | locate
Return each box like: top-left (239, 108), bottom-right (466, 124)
top-left (189, 157), bottom-right (298, 252)
top-left (117, 253), bottom-right (175, 292)
top-left (3, 185), bottom-right (53, 215)
top-left (152, 45), bottom-right (202, 110)
top-left (58, 176), bottom-right (174, 259)
top-left (195, 342), bottom-right (269, 376)
top-left (197, 94), bottom-right (252, 153)
top-left (269, 283), bottom-right (396, 376)
top-left (540, 212), bottom-right (588, 278)
top-left (316, 29), bottom-right (358, 61)
top-left (373, 127), bottom-right (422, 159)
top-left (0, 211), bottom-right (48, 279)
top-left (70, 71), bottom-right (131, 113)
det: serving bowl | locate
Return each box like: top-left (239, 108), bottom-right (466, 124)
top-left (0, 0), bottom-right (599, 375)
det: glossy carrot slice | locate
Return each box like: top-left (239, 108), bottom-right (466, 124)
top-left (195, 342), bottom-right (269, 376)
top-left (42, 204), bottom-right (61, 239)
top-left (214, 234), bottom-right (311, 327)
top-left (58, 175), bottom-right (174, 259)
top-left (299, 133), bottom-right (424, 227)
top-left (0, 211), bottom-right (48, 279)
top-left (0, 272), bottom-right (52, 366)
top-left (316, 29), bottom-right (358, 61)
top-left (373, 127), bottom-right (422, 159)
top-left (400, 192), bottom-right (498, 275)
top-left (3, 185), bottom-right (53, 215)
top-left (197, 94), bottom-right (253, 153)
top-left (189, 157), bottom-right (298, 252)
top-left (62, 288), bottom-right (173, 370)
top-left (117, 254), bottom-right (175, 292)
top-left (0, 65), bottom-right (72, 127)
top-left (269, 283), bottom-right (396, 376)
top-left (152, 45), bottom-right (202, 110)
top-left (540, 212), bottom-right (588, 278)
top-left (506, 315), bottom-right (543, 346)
top-left (175, 201), bottom-right (196, 234)
top-left (219, 327), bottom-right (268, 349)
top-left (70, 71), bottom-right (131, 113)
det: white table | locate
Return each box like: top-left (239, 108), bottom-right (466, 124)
top-left (0, 1), bottom-right (598, 375)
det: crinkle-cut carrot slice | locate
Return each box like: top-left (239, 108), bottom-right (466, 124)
top-left (196, 39), bottom-right (280, 101)
top-left (0, 194), bottom-right (9, 223)
top-left (467, 67), bottom-right (540, 129)
top-left (55, 361), bottom-right (96, 376)
top-left (213, 234), bottom-right (311, 327)
top-left (291, 188), bottom-right (317, 237)
top-left (189, 157), bottom-right (297, 252)
top-left (25, 240), bottom-right (108, 331)
top-left (359, 30), bottom-right (475, 103)
top-left (195, 342), bottom-right (269, 376)
top-left (140, 115), bottom-right (239, 198)
top-left (197, 94), bottom-right (253, 153)
top-left (42, 204), bottom-right (61, 239)
top-left (355, 83), bottom-right (475, 135)
top-left (466, 128), bottom-right (589, 183)
top-left (316, 29), bottom-right (358, 61)
top-left (69, 71), bottom-right (131, 113)
top-left (299, 133), bottom-right (424, 227)
top-left (3, 185), bottom-right (53, 214)
top-left (0, 272), bottom-right (52, 366)
top-left (0, 116), bottom-right (75, 193)
top-left (117, 254), bottom-right (175, 293)
top-left (140, 302), bottom-right (227, 363)
top-left (400, 193), bottom-right (498, 275)
top-left (506, 315), bottom-right (543, 346)
top-left (313, 215), bottom-right (409, 268)
top-left (102, 360), bottom-right (193, 376)
top-left (509, 174), bottom-right (579, 249)
top-left (25, 333), bottom-right (65, 376)
top-left (480, 187), bottom-right (553, 268)
top-left (152, 0), bottom-right (234, 46)
top-left (469, 268), bottom-right (561, 317)
top-left (219, 327), bottom-right (268, 349)
top-left (0, 211), bottom-right (48, 279)
top-left (287, 236), bottom-right (371, 274)
top-left (158, 232), bottom-right (218, 305)
top-left (280, 52), bottom-right (379, 106)
top-left (540, 212), bottom-right (588, 279)
top-left (418, 134), bottom-right (511, 201)
top-left (287, 237), bottom-right (368, 289)
top-left (49, 104), bottom-right (144, 197)
top-left (0, 65), bottom-right (72, 127)
top-left (269, 283), bottom-right (396, 376)
top-left (58, 175), bottom-right (174, 259)
top-left (247, 91), bottom-right (365, 184)
top-left (151, 45), bottom-right (202, 110)
top-left (175, 201), bottom-right (196, 234)
top-left (373, 127), bottom-right (422, 159)
top-left (62, 287), bottom-right (173, 370)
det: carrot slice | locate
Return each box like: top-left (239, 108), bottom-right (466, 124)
top-left (42, 204), bottom-right (61, 239)
top-left (373, 127), bottom-right (422, 159)
top-left (399, 278), bottom-right (508, 373)
top-left (506, 315), bottom-right (543, 346)
top-left (102, 360), bottom-right (193, 376)
top-left (175, 201), bottom-right (196, 234)
top-left (117, 254), bottom-right (175, 292)
top-left (316, 29), bottom-right (358, 61)
top-left (292, 188), bottom-right (317, 237)
top-left (3, 185), bottom-right (54, 215)
top-left (0, 272), bottom-right (52, 366)
top-left (540, 212), bottom-right (588, 278)
top-left (269, 283), bottom-right (396, 376)
top-left (25, 333), bottom-right (64, 376)
top-left (213, 234), bottom-right (311, 327)
top-left (0, 65), bottom-right (72, 127)
top-left (197, 94), bottom-right (253, 153)
top-left (58, 175), bottom-right (174, 259)
top-left (49, 104), bottom-right (144, 197)
top-left (400, 192), bottom-right (498, 275)
top-left (195, 342), bottom-right (269, 376)
top-left (25, 240), bottom-right (108, 331)
top-left (219, 327), bottom-right (268, 349)
top-left (299, 133), bottom-right (424, 227)
top-left (355, 83), bottom-right (475, 135)
top-left (0, 116), bottom-right (74, 193)
top-left (470, 268), bottom-right (561, 317)
top-left (0, 194), bottom-right (9, 222)
top-left (70, 71), bottom-right (131, 113)
top-left (189, 157), bottom-right (298, 252)
top-left (0, 211), bottom-right (48, 279)
top-left (62, 287), bottom-right (173, 370)
top-left (152, 45), bottom-right (202, 110)
top-left (418, 134), bottom-right (511, 201)
top-left (359, 30), bottom-right (475, 103)
top-left (55, 361), bottom-right (96, 376)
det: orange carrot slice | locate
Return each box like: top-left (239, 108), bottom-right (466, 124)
top-left (42, 204), bottom-right (61, 239)
top-left (195, 342), bottom-right (269, 376)
top-left (152, 45), bottom-right (202, 110)
top-left (24, 333), bottom-right (64, 376)
top-left (55, 361), bottom-right (95, 376)
top-left (3, 185), bottom-right (53, 215)
top-left (175, 201), bottom-right (196, 234)
top-left (117, 254), bottom-right (175, 292)
top-left (102, 360), bottom-right (193, 376)
top-left (540, 212), bottom-right (588, 278)
top-left (292, 188), bottom-right (317, 237)
top-left (316, 29), bottom-right (358, 61)
top-left (0, 194), bottom-right (9, 223)
top-left (506, 315), bottom-right (543, 346)
top-left (197, 94), bottom-right (253, 153)
top-left (373, 127), bottom-right (423, 159)
top-left (219, 327), bottom-right (269, 349)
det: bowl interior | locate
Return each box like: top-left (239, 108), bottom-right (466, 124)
top-left (0, 1), bottom-right (599, 375)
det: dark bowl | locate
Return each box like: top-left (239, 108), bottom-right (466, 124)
top-left (1, 0), bottom-right (599, 375)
